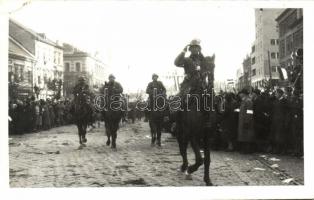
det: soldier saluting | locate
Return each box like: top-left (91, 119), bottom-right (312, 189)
top-left (174, 39), bottom-right (206, 95)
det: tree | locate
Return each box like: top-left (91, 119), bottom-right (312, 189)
top-left (47, 78), bottom-right (63, 100)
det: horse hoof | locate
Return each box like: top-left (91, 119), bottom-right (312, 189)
top-left (106, 141), bottom-right (110, 146)
top-left (83, 138), bottom-right (87, 143)
top-left (77, 145), bottom-right (83, 150)
top-left (111, 147), bottom-right (117, 151)
top-left (206, 182), bottom-right (213, 186)
top-left (185, 172), bottom-right (193, 180)
top-left (151, 143), bottom-right (155, 147)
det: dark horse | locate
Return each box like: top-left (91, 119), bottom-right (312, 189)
top-left (148, 97), bottom-right (167, 147)
top-left (176, 55), bottom-right (219, 186)
top-left (101, 84), bottom-right (124, 149)
top-left (71, 93), bottom-right (94, 147)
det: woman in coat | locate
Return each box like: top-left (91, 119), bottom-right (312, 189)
top-left (270, 88), bottom-right (288, 154)
top-left (221, 92), bottom-right (238, 151)
top-left (237, 89), bottom-right (255, 153)
top-left (42, 101), bottom-right (51, 130)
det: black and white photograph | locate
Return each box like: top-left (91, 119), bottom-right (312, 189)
top-left (1, 0), bottom-right (313, 199)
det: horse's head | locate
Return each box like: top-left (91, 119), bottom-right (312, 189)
top-left (200, 54), bottom-right (215, 90)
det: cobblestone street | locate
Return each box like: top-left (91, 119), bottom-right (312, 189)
top-left (9, 121), bottom-right (304, 187)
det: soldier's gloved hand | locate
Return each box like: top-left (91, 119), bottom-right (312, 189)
top-left (196, 65), bottom-right (201, 71)
top-left (183, 45), bottom-right (190, 53)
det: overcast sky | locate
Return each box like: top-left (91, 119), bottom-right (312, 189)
top-left (8, 0), bottom-right (255, 92)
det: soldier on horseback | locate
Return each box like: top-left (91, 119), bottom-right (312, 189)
top-left (104, 74), bottom-right (123, 96)
top-left (173, 39), bottom-right (216, 186)
top-left (101, 74), bottom-right (124, 149)
top-left (73, 75), bottom-right (91, 103)
top-left (71, 75), bottom-right (94, 146)
top-left (146, 73), bottom-right (166, 110)
top-left (174, 39), bottom-right (205, 97)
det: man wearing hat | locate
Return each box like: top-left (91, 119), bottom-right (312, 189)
top-left (72, 75), bottom-right (91, 102)
top-left (146, 73), bottom-right (166, 109)
top-left (174, 39), bottom-right (206, 96)
top-left (105, 74), bottom-right (123, 95)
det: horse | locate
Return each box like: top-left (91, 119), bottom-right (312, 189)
top-left (101, 85), bottom-right (125, 149)
top-left (148, 96), bottom-right (167, 147)
top-left (175, 54), bottom-right (217, 186)
top-left (71, 93), bottom-right (94, 147)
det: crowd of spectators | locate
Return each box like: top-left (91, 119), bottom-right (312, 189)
top-left (9, 97), bottom-right (73, 135)
top-left (214, 87), bottom-right (303, 157)
top-left (8, 86), bottom-right (303, 158)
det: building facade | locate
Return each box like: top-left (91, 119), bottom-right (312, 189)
top-left (250, 8), bottom-right (284, 88)
top-left (236, 68), bottom-right (244, 91)
top-left (63, 43), bottom-right (109, 99)
top-left (276, 9), bottom-right (303, 76)
top-left (9, 36), bottom-right (36, 100)
top-left (242, 55), bottom-right (252, 89)
top-left (9, 19), bottom-right (64, 100)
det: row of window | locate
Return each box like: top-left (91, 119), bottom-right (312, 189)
top-left (270, 52), bottom-right (280, 59)
top-left (36, 73), bottom-right (62, 85)
top-left (279, 29), bottom-right (303, 58)
top-left (279, 10), bottom-right (298, 37)
top-left (270, 39), bottom-right (279, 45)
top-left (36, 47), bottom-right (62, 65)
top-left (251, 66), bottom-right (279, 77)
top-left (8, 64), bottom-right (32, 83)
top-left (252, 51), bottom-right (279, 64)
top-left (64, 62), bottom-right (81, 72)
top-left (65, 62), bottom-right (106, 74)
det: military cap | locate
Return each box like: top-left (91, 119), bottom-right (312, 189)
top-left (152, 73), bottom-right (159, 78)
top-left (190, 38), bottom-right (201, 47)
top-left (109, 74), bottom-right (115, 79)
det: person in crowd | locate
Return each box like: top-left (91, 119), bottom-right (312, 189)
top-left (270, 88), bottom-right (288, 154)
top-left (48, 100), bottom-right (55, 128)
top-left (221, 92), bottom-right (238, 151)
top-left (252, 88), bottom-right (269, 152)
top-left (56, 100), bottom-right (65, 126)
top-left (42, 100), bottom-right (51, 130)
top-left (289, 90), bottom-right (303, 157)
top-left (237, 88), bottom-right (255, 154)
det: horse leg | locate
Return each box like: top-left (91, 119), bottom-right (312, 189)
top-left (179, 139), bottom-right (188, 172)
top-left (105, 123), bottom-right (111, 146)
top-left (106, 129), bottom-right (111, 146)
top-left (187, 136), bottom-right (204, 174)
top-left (77, 124), bottom-right (82, 145)
top-left (177, 129), bottom-right (188, 172)
top-left (111, 122), bottom-right (119, 149)
top-left (203, 129), bottom-right (213, 186)
top-left (82, 123), bottom-right (87, 143)
top-left (149, 121), bottom-right (156, 145)
top-left (156, 122), bottom-right (162, 147)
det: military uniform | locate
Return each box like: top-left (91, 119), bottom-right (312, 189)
top-left (146, 80), bottom-right (166, 96)
top-left (174, 52), bottom-right (205, 94)
top-left (146, 80), bottom-right (166, 109)
top-left (73, 83), bottom-right (90, 96)
top-left (104, 81), bottom-right (123, 96)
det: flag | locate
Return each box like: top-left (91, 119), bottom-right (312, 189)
top-left (278, 67), bottom-right (288, 80)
